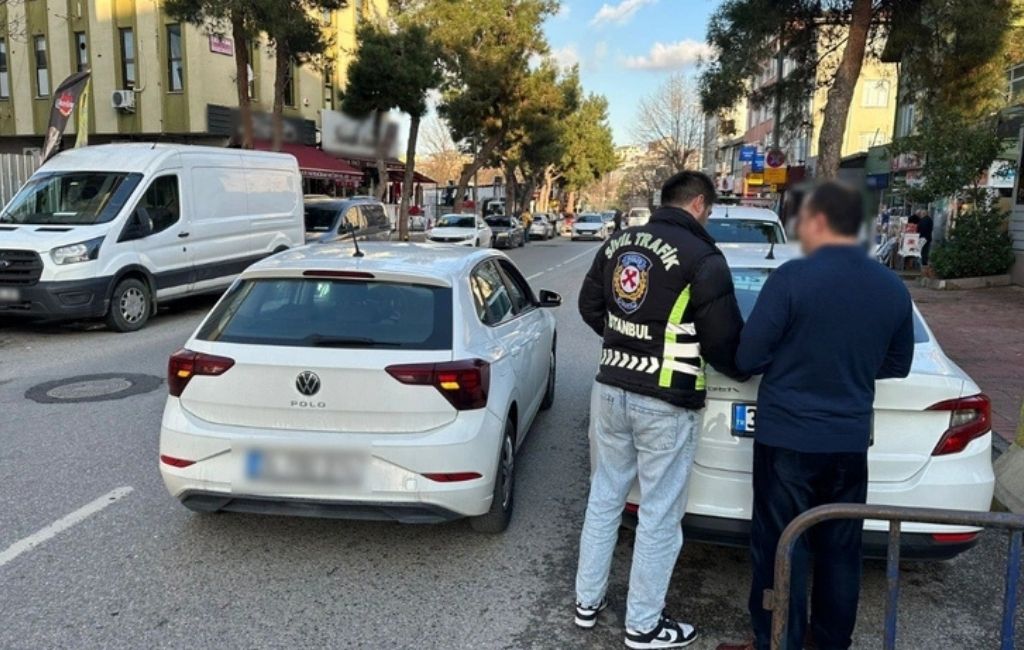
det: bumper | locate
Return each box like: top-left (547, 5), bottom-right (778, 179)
top-left (491, 234), bottom-right (516, 248)
top-left (572, 231), bottom-right (603, 240)
top-left (0, 276), bottom-right (112, 320)
top-left (159, 398), bottom-right (504, 521)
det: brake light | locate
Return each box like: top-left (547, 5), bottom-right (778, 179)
top-left (168, 348), bottom-right (235, 397)
top-left (422, 472), bottom-right (483, 482)
top-left (385, 359), bottom-right (490, 410)
top-left (932, 532), bottom-right (979, 544)
top-left (625, 502), bottom-right (639, 514)
top-left (927, 394), bottom-right (991, 456)
top-left (160, 454), bottom-right (196, 468)
top-left (302, 270), bottom-right (375, 279)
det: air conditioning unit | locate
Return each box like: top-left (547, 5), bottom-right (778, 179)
top-left (111, 90), bottom-right (135, 112)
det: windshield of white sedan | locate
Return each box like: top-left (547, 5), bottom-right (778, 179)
top-left (0, 171), bottom-right (142, 225)
top-left (197, 279), bottom-right (453, 349)
top-left (708, 219), bottom-right (784, 244)
top-left (578, 214), bottom-right (602, 223)
top-left (437, 215), bottom-right (476, 228)
top-left (730, 267), bottom-right (928, 343)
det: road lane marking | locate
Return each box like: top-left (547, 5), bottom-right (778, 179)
top-left (527, 244), bottom-right (601, 280)
top-left (0, 486), bottom-right (133, 568)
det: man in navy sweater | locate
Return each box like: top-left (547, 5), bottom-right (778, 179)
top-left (717, 182), bottom-right (914, 650)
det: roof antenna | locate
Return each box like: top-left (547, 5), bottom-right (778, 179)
top-left (766, 229), bottom-right (776, 260)
top-left (347, 223), bottom-right (364, 258)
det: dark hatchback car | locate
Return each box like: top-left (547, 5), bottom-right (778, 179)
top-left (304, 197), bottom-right (393, 244)
top-left (485, 216), bottom-right (525, 249)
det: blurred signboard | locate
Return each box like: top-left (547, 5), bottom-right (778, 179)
top-left (751, 153), bottom-right (765, 172)
top-left (209, 36), bottom-right (234, 56)
top-left (739, 145), bottom-right (757, 162)
top-left (764, 166), bottom-right (786, 184)
top-left (321, 110), bottom-right (400, 160)
top-left (747, 172), bottom-right (764, 185)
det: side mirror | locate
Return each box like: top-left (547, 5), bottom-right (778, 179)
top-left (120, 207), bottom-right (154, 241)
top-left (538, 289), bottom-right (562, 308)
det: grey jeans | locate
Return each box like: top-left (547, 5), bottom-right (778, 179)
top-left (575, 382), bottom-right (700, 633)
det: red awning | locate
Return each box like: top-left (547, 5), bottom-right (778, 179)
top-left (253, 141), bottom-right (363, 181)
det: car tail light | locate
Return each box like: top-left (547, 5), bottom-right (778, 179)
top-left (160, 454), bottom-right (196, 468)
top-left (928, 394), bottom-right (991, 456)
top-left (932, 532), bottom-right (979, 544)
top-left (422, 472), bottom-right (483, 482)
top-left (385, 359), bottom-right (490, 410)
top-left (168, 348), bottom-right (235, 397)
top-left (624, 502), bottom-right (639, 514)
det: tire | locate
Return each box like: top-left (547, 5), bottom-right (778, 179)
top-left (475, 239), bottom-right (480, 247)
top-left (518, 234), bottom-right (525, 247)
top-left (470, 419), bottom-right (516, 533)
top-left (540, 346), bottom-right (556, 410)
top-left (105, 277), bottom-right (152, 332)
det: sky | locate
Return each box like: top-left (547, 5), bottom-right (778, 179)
top-left (542, 0), bottom-right (719, 145)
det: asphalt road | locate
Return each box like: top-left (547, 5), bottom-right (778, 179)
top-left (0, 237), bottom-right (1020, 649)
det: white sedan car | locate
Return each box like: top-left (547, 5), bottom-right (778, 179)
top-left (571, 213), bottom-right (610, 241)
top-left (160, 243), bottom-right (560, 533)
top-left (706, 204), bottom-right (787, 244)
top-left (426, 213), bottom-right (492, 247)
top-left (616, 244), bottom-right (994, 559)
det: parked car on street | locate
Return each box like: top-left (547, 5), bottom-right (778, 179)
top-left (426, 213), bottom-right (492, 247)
top-left (159, 243), bottom-right (562, 533)
top-left (613, 244), bottom-right (995, 560)
top-left (571, 213), bottom-right (610, 241)
top-left (528, 214), bottom-right (555, 240)
top-left (486, 215), bottom-right (526, 249)
top-left (625, 207), bottom-right (651, 227)
top-left (304, 197), bottom-right (392, 244)
top-left (0, 143), bottom-right (304, 332)
top-left (706, 204), bottom-right (787, 245)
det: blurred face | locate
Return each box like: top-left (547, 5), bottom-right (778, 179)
top-left (684, 194), bottom-right (713, 224)
top-left (796, 196), bottom-right (828, 255)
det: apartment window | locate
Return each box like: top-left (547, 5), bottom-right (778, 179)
top-left (0, 38), bottom-right (8, 100)
top-left (323, 64), bottom-right (334, 110)
top-left (283, 61), bottom-right (296, 107)
top-left (1009, 64), bottom-right (1024, 102)
top-left (895, 102), bottom-right (916, 138)
top-left (248, 40), bottom-right (259, 100)
top-left (862, 79), bottom-right (890, 108)
top-left (119, 28), bottom-right (136, 88)
top-left (74, 32), bottom-right (88, 72)
top-left (167, 24), bottom-right (184, 92)
top-left (34, 36), bottom-right (50, 97)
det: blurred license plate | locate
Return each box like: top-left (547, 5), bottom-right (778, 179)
top-left (732, 403), bottom-right (757, 437)
top-left (0, 288), bottom-right (20, 302)
top-left (243, 447), bottom-right (368, 489)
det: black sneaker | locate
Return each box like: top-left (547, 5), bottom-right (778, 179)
top-left (574, 597), bottom-right (608, 629)
top-left (624, 612), bottom-right (698, 649)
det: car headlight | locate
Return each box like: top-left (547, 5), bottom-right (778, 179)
top-left (50, 236), bottom-right (105, 265)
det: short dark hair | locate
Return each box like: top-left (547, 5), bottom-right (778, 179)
top-left (805, 181), bottom-right (863, 236)
top-left (661, 171), bottom-right (716, 209)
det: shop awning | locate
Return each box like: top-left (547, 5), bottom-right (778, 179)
top-left (387, 168), bottom-right (437, 184)
top-left (253, 141), bottom-right (363, 181)
top-left (339, 154), bottom-right (437, 184)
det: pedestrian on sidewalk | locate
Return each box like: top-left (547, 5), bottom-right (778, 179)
top-left (575, 170), bottom-right (748, 649)
top-left (916, 209), bottom-right (934, 267)
top-left (716, 182), bottom-right (915, 650)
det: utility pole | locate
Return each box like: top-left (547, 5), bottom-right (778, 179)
top-left (772, 31), bottom-right (784, 149)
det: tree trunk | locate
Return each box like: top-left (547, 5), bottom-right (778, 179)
top-left (504, 161), bottom-right (518, 216)
top-left (271, 40), bottom-right (290, 152)
top-left (398, 113), bottom-right (421, 242)
top-left (816, 0), bottom-right (873, 179)
top-left (453, 132), bottom-right (502, 213)
top-left (231, 11), bottom-right (253, 149)
top-left (373, 111), bottom-right (389, 202)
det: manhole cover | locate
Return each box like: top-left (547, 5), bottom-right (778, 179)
top-left (26, 373), bottom-right (163, 404)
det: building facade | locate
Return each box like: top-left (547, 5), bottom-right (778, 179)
top-left (0, 0), bottom-right (387, 153)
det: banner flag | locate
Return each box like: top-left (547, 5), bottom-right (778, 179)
top-left (40, 70), bottom-right (91, 162)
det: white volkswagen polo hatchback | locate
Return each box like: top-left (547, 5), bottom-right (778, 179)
top-left (617, 244), bottom-right (995, 559)
top-left (159, 243), bottom-right (560, 533)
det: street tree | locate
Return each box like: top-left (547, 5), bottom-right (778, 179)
top-left (412, 0), bottom-right (556, 211)
top-left (557, 93), bottom-right (617, 215)
top-left (166, 0), bottom-right (260, 148)
top-left (699, 0), bottom-right (1021, 179)
top-left (633, 73), bottom-right (704, 173)
top-left (342, 23), bottom-right (442, 238)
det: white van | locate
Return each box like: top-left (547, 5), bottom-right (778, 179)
top-left (0, 144), bottom-right (304, 331)
top-left (626, 207), bottom-right (651, 227)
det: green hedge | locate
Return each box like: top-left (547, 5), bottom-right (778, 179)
top-left (930, 203), bottom-right (1016, 279)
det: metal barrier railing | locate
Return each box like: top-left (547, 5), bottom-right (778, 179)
top-left (765, 503), bottom-right (1024, 650)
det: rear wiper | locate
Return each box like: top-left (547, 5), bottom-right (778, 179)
top-left (306, 335), bottom-right (399, 347)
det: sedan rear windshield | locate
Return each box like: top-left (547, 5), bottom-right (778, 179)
top-left (304, 205), bottom-right (339, 232)
top-left (730, 267), bottom-right (929, 343)
top-left (197, 278), bottom-right (453, 349)
top-left (437, 215), bottom-right (476, 228)
top-left (0, 171), bottom-right (142, 225)
top-left (485, 217), bottom-right (513, 228)
top-left (708, 219), bottom-right (785, 244)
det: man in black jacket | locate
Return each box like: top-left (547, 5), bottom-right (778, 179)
top-left (573, 171), bottom-right (747, 649)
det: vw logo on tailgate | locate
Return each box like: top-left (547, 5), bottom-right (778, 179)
top-left (295, 371), bottom-right (321, 396)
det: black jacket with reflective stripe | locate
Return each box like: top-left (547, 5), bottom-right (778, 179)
top-left (578, 206), bottom-right (747, 409)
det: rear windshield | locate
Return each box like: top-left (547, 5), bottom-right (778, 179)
top-left (437, 215), bottom-right (476, 228)
top-left (197, 278), bottom-right (453, 349)
top-left (486, 217), bottom-right (513, 228)
top-left (730, 267), bottom-right (929, 343)
top-left (708, 219), bottom-right (784, 244)
top-left (304, 205), bottom-right (338, 232)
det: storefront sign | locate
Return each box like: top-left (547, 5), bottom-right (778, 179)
top-left (866, 173), bottom-right (890, 189)
top-left (987, 159), bottom-right (1016, 189)
top-left (209, 36), bottom-right (234, 56)
top-left (739, 145), bottom-right (757, 162)
top-left (751, 153), bottom-right (765, 172)
top-left (764, 166), bottom-right (786, 184)
top-left (747, 172), bottom-right (764, 186)
top-left (321, 109), bottom-right (400, 159)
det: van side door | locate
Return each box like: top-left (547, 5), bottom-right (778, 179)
top-left (121, 174), bottom-right (193, 299)
top-left (185, 153), bottom-right (254, 292)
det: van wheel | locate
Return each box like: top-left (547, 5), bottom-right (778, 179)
top-left (105, 278), bottom-right (151, 332)
top-left (470, 419), bottom-right (515, 534)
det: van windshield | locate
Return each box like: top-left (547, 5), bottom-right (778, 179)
top-left (0, 171), bottom-right (142, 226)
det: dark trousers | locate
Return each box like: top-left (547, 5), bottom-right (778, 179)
top-left (749, 442), bottom-right (868, 650)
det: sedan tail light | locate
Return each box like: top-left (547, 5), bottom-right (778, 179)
top-left (385, 359), bottom-right (490, 410)
top-left (927, 394), bottom-right (991, 456)
top-left (168, 348), bottom-right (235, 397)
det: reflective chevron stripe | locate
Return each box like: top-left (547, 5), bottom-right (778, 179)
top-left (601, 348), bottom-right (660, 374)
top-left (667, 322), bottom-right (696, 336)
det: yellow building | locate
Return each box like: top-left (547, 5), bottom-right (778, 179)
top-left (0, 0), bottom-right (387, 153)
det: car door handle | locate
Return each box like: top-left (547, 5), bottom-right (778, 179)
top-left (177, 231), bottom-right (190, 238)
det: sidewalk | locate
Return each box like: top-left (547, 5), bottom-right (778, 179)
top-left (909, 282), bottom-right (1024, 442)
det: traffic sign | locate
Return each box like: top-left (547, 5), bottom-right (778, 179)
top-left (764, 166), bottom-right (787, 184)
top-left (751, 153), bottom-right (765, 172)
top-left (739, 145), bottom-right (757, 162)
top-left (766, 148), bottom-right (786, 168)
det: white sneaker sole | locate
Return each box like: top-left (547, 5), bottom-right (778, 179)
top-left (574, 615), bottom-right (598, 629)
top-left (623, 632), bottom-right (699, 649)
